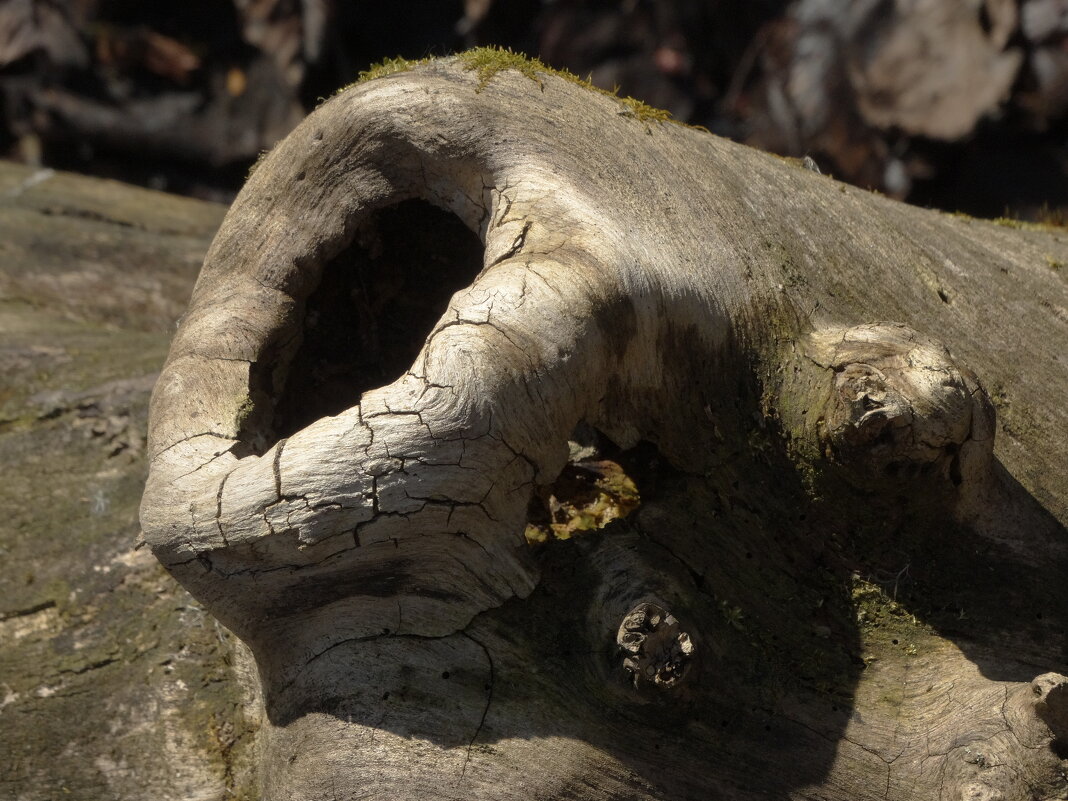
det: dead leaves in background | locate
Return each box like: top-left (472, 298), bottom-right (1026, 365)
top-left (3, 0), bottom-right (1068, 214)
top-left (0, 0), bottom-right (88, 69)
top-left (0, 0), bottom-right (311, 196)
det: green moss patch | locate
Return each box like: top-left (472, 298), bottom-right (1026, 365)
top-left (457, 46), bottom-right (549, 90)
top-left (457, 46), bottom-right (675, 123)
top-left (356, 55), bottom-right (431, 84)
top-left (349, 46), bottom-right (680, 128)
top-left (850, 576), bottom-right (929, 656)
top-left (991, 214), bottom-right (1066, 233)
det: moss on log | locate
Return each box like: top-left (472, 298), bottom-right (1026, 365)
top-left (138, 55), bottom-right (1068, 800)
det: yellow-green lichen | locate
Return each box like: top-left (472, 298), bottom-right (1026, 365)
top-left (945, 205), bottom-right (1068, 233)
top-left (616, 94), bottom-right (673, 123)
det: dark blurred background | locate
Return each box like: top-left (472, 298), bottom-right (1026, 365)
top-left (2, 0), bottom-right (1067, 218)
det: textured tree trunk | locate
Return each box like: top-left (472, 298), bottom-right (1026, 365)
top-left (141, 55), bottom-right (1068, 800)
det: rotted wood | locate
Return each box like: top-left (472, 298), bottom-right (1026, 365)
top-left (140, 56), bottom-right (1068, 800)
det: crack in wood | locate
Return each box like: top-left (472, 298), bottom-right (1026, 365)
top-left (458, 630), bottom-right (494, 784)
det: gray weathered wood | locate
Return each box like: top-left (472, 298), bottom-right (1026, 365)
top-left (0, 162), bottom-right (261, 800)
top-left (141, 56), bottom-right (1068, 800)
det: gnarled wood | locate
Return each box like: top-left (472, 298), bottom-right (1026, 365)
top-left (141, 56), bottom-right (1068, 800)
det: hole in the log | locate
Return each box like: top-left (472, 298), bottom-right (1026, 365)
top-left (947, 445), bottom-right (963, 486)
top-left (873, 426), bottom-right (896, 447)
top-left (524, 423), bottom-right (655, 545)
top-left (267, 200), bottom-right (484, 439)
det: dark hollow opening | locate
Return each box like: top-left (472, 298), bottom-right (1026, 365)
top-left (270, 199), bottom-right (484, 439)
top-left (523, 422), bottom-right (666, 546)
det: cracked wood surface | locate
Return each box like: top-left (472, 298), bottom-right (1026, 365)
top-left (140, 58), bottom-right (1068, 799)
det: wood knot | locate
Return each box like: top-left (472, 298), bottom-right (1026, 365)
top-left (1032, 672), bottom-right (1068, 743)
top-left (785, 323), bottom-right (996, 489)
top-left (617, 603), bottom-right (694, 689)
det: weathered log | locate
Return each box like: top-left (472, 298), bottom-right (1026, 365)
top-left (141, 52), bottom-right (1068, 800)
top-left (0, 162), bottom-right (261, 800)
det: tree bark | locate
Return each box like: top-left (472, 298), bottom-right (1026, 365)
top-left (141, 55), bottom-right (1068, 800)
top-left (0, 162), bottom-right (260, 801)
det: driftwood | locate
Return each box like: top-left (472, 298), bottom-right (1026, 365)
top-left (141, 54), bottom-right (1068, 800)
top-left (0, 162), bottom-right (262, 800)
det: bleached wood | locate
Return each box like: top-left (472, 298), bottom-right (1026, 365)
top-left (141, 57), bottom-right (1068, 800)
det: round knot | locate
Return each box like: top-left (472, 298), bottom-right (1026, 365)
top-left (806, 323), bottom-right (995, 485)
top-left (616, 603), bottom-right (694, 689)
top-left (1032, 672), bottom-right (1068, 742)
